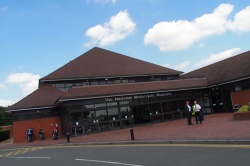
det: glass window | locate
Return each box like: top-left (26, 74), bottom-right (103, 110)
top-left (85, 104), bottom-right (94, 109)
top-left (70, 112), bottom-right (83, 125)
top-left (99, 81), bottom-right (106, 85)
top-left (107, 81), bottom-right (114, 84)
top-left (95, 103), bottom-right (106, 108)
top-left (56, 83), bottom-right (65, 88)
top-left (129, 79), bottom-right (135, 83)
top-left (120, 106), bottom-right (132, 118)
top-left (114, 80), bottom-right (121, 84)
top-left (122, 79), bottom-right (128, 83)
top-left (95, 110), bottom-right (108, 121)
top-left (119, 101), bottom-right (130, 105)
top-left (107, 102), bottom-right (117, 106)
top-left (74, 83), bottom-right (82, 86)
top-left (84, 111), bottom-right (95, 123)
top-left (65, 83), bottom-right (73, 87)
top-left (108, 107), bottom-right (119, 120)
top-left (90, 81), bottom-right (98, 85)
top-left (58, 87), bottom-right (66, 92)
top-left (82, 82), bottom-right (89, 86)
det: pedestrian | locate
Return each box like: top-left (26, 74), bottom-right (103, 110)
top-left (185, 101), bottom-right (192, 125)
top-left (193, 101), bottom-right (202, 124)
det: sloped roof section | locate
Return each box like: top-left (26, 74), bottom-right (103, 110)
top-left (182, 50), bottom-right (250, 86)
top-left (7, 85), bottom-right (65, 111)
top-left (7, 78), bottom-right (207, 111)
top-left (61, 78), bottom-right (207, 100)
top-left (41, 47), bottom-right (182, 81)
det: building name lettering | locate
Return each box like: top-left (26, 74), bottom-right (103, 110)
top-left (104, 93), bottom-right (171, 102)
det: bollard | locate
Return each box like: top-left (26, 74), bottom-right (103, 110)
top-left (66, 132), bottom-right (70, 143)
top-left (130, 126), bottom-right (134, 140)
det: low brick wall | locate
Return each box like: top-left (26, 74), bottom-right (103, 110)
top-left (12, 117), bottom-right (61, 143)
top-left (233, 112), bottom-right (250, 120)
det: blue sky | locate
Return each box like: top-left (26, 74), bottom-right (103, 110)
top-left (1, 0), bottom-right (250, 107)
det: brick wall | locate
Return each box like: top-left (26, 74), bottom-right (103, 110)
top-left (13, 116), bottom-right (61, 143)
top-left (231, 89), bottom-right (250, 106)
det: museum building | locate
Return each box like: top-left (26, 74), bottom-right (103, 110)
top-left (7, 47), bottom-right (250, 143)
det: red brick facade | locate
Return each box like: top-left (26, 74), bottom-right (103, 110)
top-left (13, 117), bottom-right (61, 143)
top-left (231, 89), bottom-right (250, 106)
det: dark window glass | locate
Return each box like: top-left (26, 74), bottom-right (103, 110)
top-left (108, 108), bottom-right (119, 120)
top-left (82, 82), bottom-right (89, 86)
top-left (56, 83), bottom-right (65, 88)
top-left (99, 81), bottom-right (106, 85)
top-left (114, 80), bottom-right (121, 84)
top-left (119, 101), bottom-right (130, 105)
top-left (74, 83), bottom-right (82, 86)
top-left (122, 79), bottom-right (128, 83)
top-left (90, 81), bottom-right (98, 85)
top-left (85, 104), bottom-right (94, 109)
top-left (107, 102), bottom-right (117, 106)
top-left (95, 103), bottom-right (106, 108)
top-left (107, 81), bottom-right (114, 84)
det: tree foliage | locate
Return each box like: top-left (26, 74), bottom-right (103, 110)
top-left (0, 106), bottom-right (12, 126)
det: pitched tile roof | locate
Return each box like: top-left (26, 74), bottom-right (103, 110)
top-left (7, 78), bottom-right (207, 111)
top-left (182, 50), bottom-right (250, 86)
top-left (7, 85), bottom-right (65, 111)
top-left (41, 47), bottom-right (183, 81)
top-left (61, 78), bottom-right (207, 100)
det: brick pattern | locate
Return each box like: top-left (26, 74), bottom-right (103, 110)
top-left (231, 89), bottom-right (250, 106)
top-left (12, 117), bottom-right (61, 143)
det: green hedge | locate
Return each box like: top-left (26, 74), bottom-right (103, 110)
top-left (237, 105), bottom-right (250, 112)
top-left (0, 130), bottom-right (10, 142)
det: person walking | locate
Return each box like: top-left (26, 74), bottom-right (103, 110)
top-left (185, 101), bottom-right (192, 125)
top-left (193, 101), bottom-right (202, 124)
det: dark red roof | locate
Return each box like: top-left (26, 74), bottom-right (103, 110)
top-left (62, 78), bottom-right (207, 100)
top-left (7, 78), bottom-right (207, 111)
top-left (182, 50), bottom-right (250, 86)
top-left (41, 47), bottom-right (182, 81)
top-left (7, 85), bottom-right (64, 111)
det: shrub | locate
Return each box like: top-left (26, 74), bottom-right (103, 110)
top-left (0, 130), bottom-right (10, 142)
top-left (237, 105), bottom-right (250, 112)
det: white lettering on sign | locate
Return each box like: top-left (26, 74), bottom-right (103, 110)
top-left (156, 93), bottom-right (171, 97)
top-left (104, 93), bottom-right (172, 102)
top-left (133, 94), bottom-right (155, 99)
top-left (115, 96), bottom-right (133, 101)
top-left (104, 98), bottom-right (114, 102)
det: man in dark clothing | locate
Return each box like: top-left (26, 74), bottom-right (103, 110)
top-left (185, 101), bottom-right (192, 125)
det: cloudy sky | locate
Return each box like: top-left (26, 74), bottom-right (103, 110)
top-left (1, 0), bottom-right (250, 107)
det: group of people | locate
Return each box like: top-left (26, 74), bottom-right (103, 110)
top-left (185, 100), bottom-right (204, 125)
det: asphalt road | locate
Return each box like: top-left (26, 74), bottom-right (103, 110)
top-left (1, 144), bottom-right (250, 166)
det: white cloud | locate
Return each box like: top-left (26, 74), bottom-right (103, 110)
top-left (161, 63), bottom-right (170, 68)
top-left (174, 61), bottom-right (191, 71)
top-left (84, 10), bottom-right (136, 47)
top-left (144, 4), bottom-right (250, 52)
top-left (0, 99), bottom-right (15, 107)
top-left (195, 48), bottom-right (241, 68)
top-left (5, 73), bottom-right (40, 96)
top-left (0, 6), bottom-right (8, 12)
top-left (5, 73), bottom-right (40, 84)
top-left (0, 83), bottom-right (7, 89)
top-left (19, 79), bottom-right (39, 96)
top-left (228, 6), bottom-right (250, 33)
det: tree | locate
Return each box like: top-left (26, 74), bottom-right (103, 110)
top-left (0, 106), bottom-right (12, 126)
